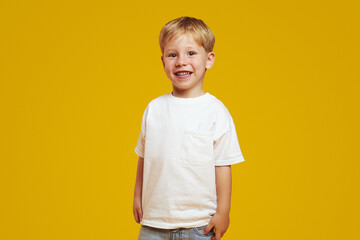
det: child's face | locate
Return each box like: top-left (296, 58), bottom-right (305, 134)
top-left (161, 34), bottom-right (215, 97)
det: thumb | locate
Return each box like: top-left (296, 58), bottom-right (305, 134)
top-left (139, 208), bottom-right (143, 221)
top-left (203, 221), bottom-right (214, 235)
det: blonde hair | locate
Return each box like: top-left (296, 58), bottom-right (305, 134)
top-left (159, 16), bottom-right (215, 54)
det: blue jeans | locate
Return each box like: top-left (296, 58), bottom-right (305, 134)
top-left (138, 225), bottom-right (214, 240)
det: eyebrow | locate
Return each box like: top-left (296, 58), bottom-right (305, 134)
top-left (165, 46), bottom-right (200, 52)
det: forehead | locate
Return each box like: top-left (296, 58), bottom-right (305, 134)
top-left (163, 33), bottom-right (203, 50)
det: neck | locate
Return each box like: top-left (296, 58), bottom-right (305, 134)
top-left (171, 88), bottom-right (206, 98)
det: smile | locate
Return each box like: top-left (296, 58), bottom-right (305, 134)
top-left (175, 72), bottom-right (193, 76)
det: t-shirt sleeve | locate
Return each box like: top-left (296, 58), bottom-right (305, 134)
top-left (135, 104), bottom-right (149, 158)
top-left (213, 105), bottom-right (245, 166)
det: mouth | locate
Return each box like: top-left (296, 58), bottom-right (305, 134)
top-left (175, 71), bottom-right (193, 77)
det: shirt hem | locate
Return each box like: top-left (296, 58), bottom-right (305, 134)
top-left (140, 219), bottom-right (210, 229)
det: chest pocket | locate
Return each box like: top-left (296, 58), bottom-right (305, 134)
top-left (181, 130), bottom-right (213, 166)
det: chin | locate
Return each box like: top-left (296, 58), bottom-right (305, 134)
top-left (172, 82), bottom-right (194, 90)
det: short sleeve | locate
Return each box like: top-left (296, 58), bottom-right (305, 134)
top-left (213, 106), bottom-right (245, 166)
top-left (135, 104), bottom-right (149, 158)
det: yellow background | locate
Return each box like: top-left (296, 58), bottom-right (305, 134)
top-left (1, 0), bottom-right (359, 239)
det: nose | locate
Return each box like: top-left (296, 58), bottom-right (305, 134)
top-left (175, 54), bottom-right (187, 67)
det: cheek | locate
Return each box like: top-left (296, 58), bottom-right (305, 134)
top-left (164, 61), bottom-right (174, 70)
top-left (192, 58), bottom-right (206, 67)
top-left (164, 64), bottom-right (171, 71)
top-left (193, 62), bottom-right (206, 71)
top-left (164, 65), bottom-right (173, 75)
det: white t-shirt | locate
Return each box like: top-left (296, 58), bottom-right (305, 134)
top-left (135, 92), bottom-right (245, 229)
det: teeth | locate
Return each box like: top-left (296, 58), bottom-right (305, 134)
top-left (176, 72), bottom-right (191, 76)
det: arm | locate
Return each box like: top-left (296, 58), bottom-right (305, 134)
top-left (204, 165), bottom-right (232, 240)
top-left (133, 156), bottom-right (144, 223)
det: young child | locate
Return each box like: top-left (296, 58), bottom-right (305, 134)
top-left (133, 16), bottom-right (245, 240)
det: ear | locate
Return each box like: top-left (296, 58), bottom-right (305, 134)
top-left (205, 52), bottom-right (215, 70)
top-left (161, 55), bottom-right (165, 68)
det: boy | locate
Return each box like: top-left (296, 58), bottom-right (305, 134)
top-left (133, 16), bottom-right (245, 240)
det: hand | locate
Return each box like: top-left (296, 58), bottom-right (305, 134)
top-left (133, 195), bottom-right (143, 223)
top-left (203, 212), bottom-right (230, 240)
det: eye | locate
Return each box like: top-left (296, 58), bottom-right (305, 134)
top-left (168, 53), bottom-right (177, 58)
top-left (188, 51), bottom-right (196, 56)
